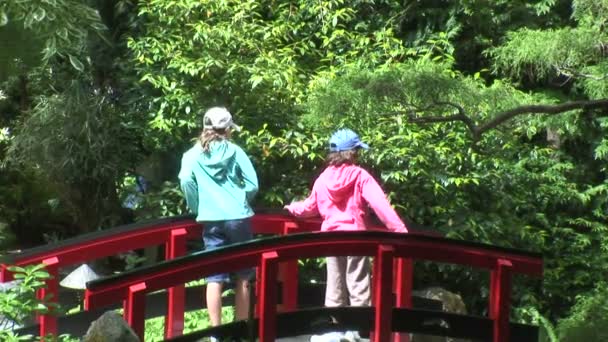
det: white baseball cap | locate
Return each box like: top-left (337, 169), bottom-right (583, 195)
top-left (203, 107), bottom-right (241, 131)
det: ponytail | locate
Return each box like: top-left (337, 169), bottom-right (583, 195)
top-left (199, 128), bottom-right (230, 152)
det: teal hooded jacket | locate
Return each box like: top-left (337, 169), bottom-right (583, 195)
top-left (178, 140), bottom-right (258, 221)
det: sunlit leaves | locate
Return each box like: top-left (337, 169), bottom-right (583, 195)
top-left (489, 3), bottom-right (608, 101)
top-left (0, 264), bottom-right (55, 325)
top-left (0, 10), bottom-right (8, 27)
top-left (533, 0), bottom-right (558, 15)
top-left (128, 0), bottom-right (415, 135)
top-left (292, 59), bottom-right (608, 325)
top-left (68, 55), bottom-right (84, 72)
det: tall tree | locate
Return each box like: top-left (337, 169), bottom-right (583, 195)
top-left (1, 0), bottom-right (145, 235)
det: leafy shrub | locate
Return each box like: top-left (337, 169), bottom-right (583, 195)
top-left (131, 181), bottom-right (187, 220)
top-left (144, 292), bottom-right (235, 342)
top-left (556, 282), bottom-right (608, 341)
top-left (515, 283), bottom-right (608, 342)
top-left (0, 264), bottom-right (77, 341)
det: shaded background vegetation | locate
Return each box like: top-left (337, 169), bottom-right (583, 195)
top-left (2, 0), bottom-right (608, 339)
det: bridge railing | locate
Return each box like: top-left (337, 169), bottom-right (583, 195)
top-left (0, 212), bottom-right (326, 338)
top-left (84, 231), bottom-right (543, 342)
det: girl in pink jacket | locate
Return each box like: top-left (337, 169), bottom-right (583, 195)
top-left (285, 128), bottom-right (407, 337)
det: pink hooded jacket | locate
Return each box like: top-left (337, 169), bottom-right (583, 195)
top-left (285, 164), bottom-right (408, 233)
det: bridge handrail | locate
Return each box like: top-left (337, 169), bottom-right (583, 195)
top-left (84, 230), bottom-right (542, 342)
top-left (0, 212), bottom-right (328, 338)
top-left (0, 212), bottom-right (327, 279)
top-left (86, 231), bottom-right (542, 296)
top-left (0, 215), bottom-right (198, 276)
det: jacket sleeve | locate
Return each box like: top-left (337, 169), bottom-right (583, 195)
top-left (235, 147), bottom-right (259, 202)
top-left (285, 184), bottom-right (320, 218)
top-left (361, 172), bottom-right (408, 233)
top-left (178, 153), bottom-right (199, 214)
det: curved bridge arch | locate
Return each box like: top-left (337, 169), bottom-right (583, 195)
top-left (84, 230), bottom-right (542, 342)
top-left (0, 213), bottom-right (542, 341)
top-left (0, 213), bottom-right (413, 336)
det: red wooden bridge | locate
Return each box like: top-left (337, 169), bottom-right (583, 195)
top-left (0, 212), bottom-right (543, 342)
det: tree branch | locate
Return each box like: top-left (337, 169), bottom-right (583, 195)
top-left (475, 98), bottom-right (608, 137)
top-left (406, 101), bottom-right (478, 136)
top-left (399, 98), bottom-right (608, 141)
top-left (557, 65), bottom-right (608, 81)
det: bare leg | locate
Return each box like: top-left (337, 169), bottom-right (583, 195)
top-left (234, 278), bottom-right (250, 321)
top-left (206, 281), bottom-right (223, 326)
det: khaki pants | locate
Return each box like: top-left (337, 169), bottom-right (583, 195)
top-left (325, 256), bottom-right (371, 307)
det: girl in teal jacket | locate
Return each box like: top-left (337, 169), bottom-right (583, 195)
top-left (178, 107), bottom-right (258, 330)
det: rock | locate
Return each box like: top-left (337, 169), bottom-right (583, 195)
top-left (82, 311), bottom-right (140, 342)
top-left (410, 287), bottom-right (469, 342)
top-left (413, 286), bottom-right (467, 315)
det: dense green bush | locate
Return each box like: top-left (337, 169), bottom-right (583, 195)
top-left (556, 282), bottom-right (608, 341)
top-left (0, 264), bottom-right (77, 342)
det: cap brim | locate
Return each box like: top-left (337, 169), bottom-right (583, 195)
top-left (357, 141), bottom-right (370, 149)
top-left (230, 123), bottom-right (242, 131)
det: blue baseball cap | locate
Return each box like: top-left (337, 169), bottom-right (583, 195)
top-left (329, 128), bottom-right (370, 152)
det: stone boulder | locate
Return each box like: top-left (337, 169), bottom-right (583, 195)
top-left (82, 311), bottom-right (140, 342)
top-left (410, 287), bottom-right (469, 342)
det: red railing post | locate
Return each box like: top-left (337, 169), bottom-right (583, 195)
top-left (124, 282), bottom-right (147, 341)
top-left (490, 259), bottom-right (513, 342)
top-left (37, 257), bottom-right (59, 339)
top-left (254, 266), bottom-right (261, 318)
top-left (164, 228), bottom-right (187, 339)
top-left (0, 264), bottom-right (13, 282)
top-left (489, 270), bottom-right (496, 317)
top-left (278, 222), bottom-right (298, 311)
top-left (373, 245), bottom-right (395, 342)
top-left (393, 258), bottom-right (413, 342)
top-left (259, 251), bottom-right (279, 342)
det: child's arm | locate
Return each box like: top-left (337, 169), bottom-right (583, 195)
top-left (361, 173), bottom-right (408, 233)
top-left (178, 154), bottom-right (199, 214)
top-left (235, 147), bottom-right (259, 202)
top-left (284, 189), bottom-right (320, 218)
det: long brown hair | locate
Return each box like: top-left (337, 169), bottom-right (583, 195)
top-left (199, 128), bottom-right (231, 153)
top-left (326, 149), bottom-right (359, 166)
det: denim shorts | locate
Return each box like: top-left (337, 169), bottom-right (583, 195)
top-left (202, 218), bottom-right (254, 283)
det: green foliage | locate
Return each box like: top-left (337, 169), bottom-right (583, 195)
top-left (286, 61), bottom-right (608, 319)
top-left (7, 81), bottom-right (143, 231)
top-left (144, 300), bottom-right (234, 341)
top-left (0, 264), bottom-right (54, 323)
top-left (126, 0), bottom-right (416, 140)
top-left (490, 27), bottom-right (601, 81)
top-left (0, 0), bottom-right (105, 79)
top-left (572, 0), bottom-right (608, 27)
top-left (556, 282), bottom-right (608, 341)
top-left (0, 264), bottom-right (78, 342)
top-left (1, 101), bottom-right (81, 245)
top-left (131, 181), bottom-right (188, 220)
top-left (0, 122), bottom-right (17, 249)
top-left (490, 0), bottom-right (608, 98)
top-left (239, 125), bottom-right (326, 206)
top-left (2, 0), bottom-right (608, 337)
top-left (398, 0), bottom-right (571, 73)
top-left (0, 166), bottom-right (74, 247)
top-left (124, 2), bottom-right (608, 322)
top-left (514, 306), bottom-right (559, 342)
top-left (9, 82), bottom-right (136, 186)
top-left (1, 0), bottom-right (146, 237)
